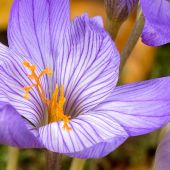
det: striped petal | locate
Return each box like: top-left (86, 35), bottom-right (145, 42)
top-left (55, 14), bottom-right (120, 117)
top-left (94, 77), bottom-right (170, 136)
top-left (38, 113), bottom-right (128, 158)
top-left (141, 0), bottom-right (170, 46)
top-left (154, 130), bottom-right (170, 170)
top-left (27, 77), bottom-right (170, 158)
top-left (0, 43), bottom-right (9, 64)
top-left (0, 102), bottom-right (42, 148)
top-left (0, 44), bottom-right (46, 127)
top-left (66, 133), bottom-right (126, 158)
top-left (8, 0), bottom-right (70, 69)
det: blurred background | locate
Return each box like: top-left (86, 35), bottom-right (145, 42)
top-left (0, 0), bottom-right (170, 170)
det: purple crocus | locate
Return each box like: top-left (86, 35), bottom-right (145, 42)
top-left (140, 0), bottom-right (170, 46)
top-left (0, 0), bottom-right (170, 159)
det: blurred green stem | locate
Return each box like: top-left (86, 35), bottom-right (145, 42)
top-left (46, 151), bottom-right (62, 170)
top-left (70, 158), bottom-right (85, 170)
top-left (120, 11), bottom-right (145, 71)
top-left (6, 147), bottom-right (19, 170)
top-left (106, 18), bottom-right (122, 40)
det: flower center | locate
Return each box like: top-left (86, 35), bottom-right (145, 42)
top-left (22, 61), bottom-right (71, 131)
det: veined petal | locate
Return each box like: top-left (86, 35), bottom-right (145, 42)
top-left (154, 130), bottom-right (170, 170)
top-left (66, 135), bottom-right (126, 158)
top-left (0, 44), bottom-right (46, 127)
top-left (38, 113), bottom-right (128, 158)
top-left (93, 77), bottom-right (170, 136)
top-left (141, 0), bottom-right (170, 46)
top-left (0, 43), bottom-right (10, 64)
top-left (8, 0), bottom-right (70, 68)
top-left (55, 14), bottom-right (120, 117)
top-left (0, 102), bottom-right (42, 148)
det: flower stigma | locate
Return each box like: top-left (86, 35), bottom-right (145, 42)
top-left (22, 61), bottom-right (71, 131)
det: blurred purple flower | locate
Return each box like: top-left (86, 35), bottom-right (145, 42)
top-left (154, 128), bottom-right (170, 170)
top-left (140, 0), bottom-right (170, 46)
top-left (0, 0), bottom-right (170, 158)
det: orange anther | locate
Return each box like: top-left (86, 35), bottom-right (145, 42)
top-left (22, 61), bottom-right (71, 131)
top-left (28, 74), bottom-right (35, 80)
top-left (22, 61), bottom-right (30, 67)
top-left (49, 85), bottom-right (71, 130)
top-left (22, 61), bottom-right (49, 107)
top-left (30, 64), bottom-right (36, 71)
top-left (39, 68), bottom-right (53, 78)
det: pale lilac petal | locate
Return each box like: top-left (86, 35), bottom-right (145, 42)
top-left (0, 102), bottom-right (42, 148)
top-left (154, 130), bottom-right (170, 170)
top-left (141, 0), bottom-right (170, 46)
top-left (38, 113), bottom-right (128, 158)
top-left (94, 77), bottom-right (170, 136)
top-left (0, 43), bottom-right (10, 64)
top-left (91, 16), bottom-right (104, 28)
top-left (0, 44), bottom-right (46, 127)
top-left (66, 136), bottom-right (126, 158)
top-left (55, 14), bottom-right (120, 117)
top-left (8, 0), bottom-right (70, 68)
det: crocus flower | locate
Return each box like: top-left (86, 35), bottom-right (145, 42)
top-left (132, 0), bottom-right (170, 46)
top-left (140, 0), bottom-right (170, 46)
top-left (0, 0), bottom-right (170, 159)
top-left (154, 128), bottom-right (170, 170)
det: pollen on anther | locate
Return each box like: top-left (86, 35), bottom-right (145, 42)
top-left (22, 61), bottom-right (71, 131)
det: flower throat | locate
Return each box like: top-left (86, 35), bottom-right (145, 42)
top-left (22, 61), bottom-right (71, 131)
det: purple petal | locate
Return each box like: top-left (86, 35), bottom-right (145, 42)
top-left (38, 113), bottom-right (128, 158)
top-left (0, 44), bottom-right (46, 127)
top-left (141, 0), bottom-right (170, 46)
top-left (154, 130), bottom-right (170, 170)
top-left (0, 43), bottom-right (10, 64)
top-left (8, 0), bottom-right (70, 68)
top-left (55, 14), bottom-right (120, 117)
top-left (0, 102), bottom-right (42, 148)
top-left (91, 16), bottom-right (104, 28)
top-left (66, 135), bottom-right (126, 158)
top-left (94, 77), bottom-right (170, 136)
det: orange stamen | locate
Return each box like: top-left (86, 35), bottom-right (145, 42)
top-left (22, 61), bottom-right (71, 131)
